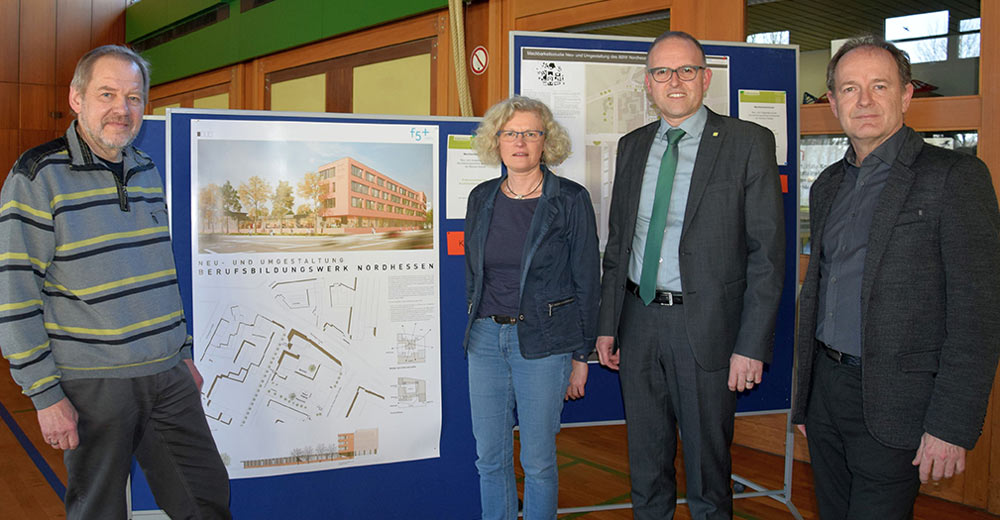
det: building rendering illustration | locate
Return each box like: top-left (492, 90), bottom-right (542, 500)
top-left (316, 157), bottom-right (428, 233)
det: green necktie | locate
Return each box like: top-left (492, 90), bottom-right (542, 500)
top-left (639, 128), bottom-right (685, 305)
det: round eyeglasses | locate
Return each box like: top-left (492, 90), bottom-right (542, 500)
top-left (647, 65), bottom-right (706, 83)
top-left (497, 130), bottom-right (545, 142)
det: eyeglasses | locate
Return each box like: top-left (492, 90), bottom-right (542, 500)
top-left (497, 130), bottom-right (545, 142)
top-left (647, 65), bottom-right (706, 83)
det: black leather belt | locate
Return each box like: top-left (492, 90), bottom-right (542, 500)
top-left (488, 315), bottom-right (517, 325)
top-left (626, 279), bottom-right (683, 305)
top-left (822, 343), bottom-right (861, 367)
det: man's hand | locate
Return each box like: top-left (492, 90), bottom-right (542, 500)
top-left (728, 353), bottom-right (763, 392)
top-left (796, 424), bottom-right (807, 438)
top-left (912, 432), bottom-right (966, 483)
top-left (565, 360), bottom-right (589, 400)
top-left (38, 397), bottom-right (79, 450)
top-left (596, 336), bottom-right (619, 370)
top-left (183, 358), bottom-right (204, 391)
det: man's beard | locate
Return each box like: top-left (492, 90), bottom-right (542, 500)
top-left (79, 114), bottom-right (138, 156)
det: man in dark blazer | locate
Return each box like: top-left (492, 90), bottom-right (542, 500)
top-left (791, 35), bottom-right (1000, 519)
top-left (596, 31), bottom-right (785, 519)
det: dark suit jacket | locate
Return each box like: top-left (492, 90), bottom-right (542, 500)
top-left (791, 126), bottom-right (1000, 450)
top-left (597, 109), bottom-right (785, 371)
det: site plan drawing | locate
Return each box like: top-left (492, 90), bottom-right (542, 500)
top-left (190, 119), bottom-right (441, 478)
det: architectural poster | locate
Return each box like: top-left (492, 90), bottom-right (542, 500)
top-left (188, 119), bottom-right (441, 479)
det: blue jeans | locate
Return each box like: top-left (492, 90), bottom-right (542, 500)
top-left (467, 318), bottom-right (572, 520)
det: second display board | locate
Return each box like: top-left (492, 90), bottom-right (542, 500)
top-left (510, 31), bottom-right (801, 418)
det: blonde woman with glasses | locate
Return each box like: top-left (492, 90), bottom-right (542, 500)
top-left (462, 96), bottom-right (600, 519)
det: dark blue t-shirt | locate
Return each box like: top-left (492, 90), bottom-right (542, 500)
top-left (476, 191), bottom-right (539, 318)
top-left (99, 156), bottom-right (125, 184)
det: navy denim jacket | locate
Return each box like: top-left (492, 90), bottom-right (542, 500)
top-left (463, 166), bottom-right (600, 362)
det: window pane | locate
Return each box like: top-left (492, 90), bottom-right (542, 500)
top-left (271, 73), bottom-right (325, 113)
top-left (353, 54), bottom-right (430, 116)
top-left (894, 37), bottom-right (948, 64)
top-left (152, 102), bottom-right (180, 116)
top-left (747, 30), bottom-right (789, 45)
top-left (884, 10), bottom-right (948, 40)
top-left (959, 18), bottom-right (980, 32)
top-left (193, 92), bottom-right (229, 110)
top-left (959, 33), bottom-right (980, 59)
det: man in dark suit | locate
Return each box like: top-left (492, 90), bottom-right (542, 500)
top-left (596, 31), bottom-right (785, 519)
top-left (791, 35), bottom-right (1000, 519)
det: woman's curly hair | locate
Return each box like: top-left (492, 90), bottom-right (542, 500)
top-left (472, 96), bottom-right (572, 167)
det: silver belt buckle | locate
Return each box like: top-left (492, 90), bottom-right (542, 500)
top-left (660, 291), bottom-right (673, 306)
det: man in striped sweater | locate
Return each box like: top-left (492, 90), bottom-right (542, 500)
top-left (0, 45), bottom-right (230, 519)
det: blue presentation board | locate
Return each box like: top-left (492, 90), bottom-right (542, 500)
top-left (135, 117), bottom-right (167, 175)
top-left (129, 111), bottom-right (481, 518)
top-left (511, 32), bottom-right (800, 416)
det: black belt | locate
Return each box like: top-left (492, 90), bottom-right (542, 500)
top-left (488, 315), bottom-right (518, 325)
top-left (626, 279), bottom-right (683, 305)
top-left (821, 343), bottom-right (861, 367)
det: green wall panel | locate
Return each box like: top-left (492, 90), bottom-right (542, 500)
top-left (140, 16), bottom-right (242, 85)
top-left (131, 0), bottom-right (447, 86)
top-left (236, 1), bottom-right (324, 59)
top-left (126, 0), bottom-right (223, 42)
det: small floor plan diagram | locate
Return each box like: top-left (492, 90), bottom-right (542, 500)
top-left (397, 377), bottom-right (427, 406)
top-left (395, 324), bottom-right (430, 364)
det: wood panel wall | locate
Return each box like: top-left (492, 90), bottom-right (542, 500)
top-left (0, 0), bottom-right (128, 188)
top-left (980, 4), bottom-right (1000, 512)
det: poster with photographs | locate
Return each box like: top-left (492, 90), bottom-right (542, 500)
top-left (189, 119), bottom-right (441, 478)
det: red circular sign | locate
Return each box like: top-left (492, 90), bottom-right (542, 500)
top-left (470, 46), bottom-right (489, 75)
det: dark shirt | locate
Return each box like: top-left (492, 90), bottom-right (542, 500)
top-left (477, 191), bottom-right (539, 318)
top-left (816, 128), bottom-right (907, 356)
top-left (99, 156), bottom-right (126, 184)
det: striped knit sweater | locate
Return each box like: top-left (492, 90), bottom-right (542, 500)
top-left (0, 122), bottom-right (192, 410)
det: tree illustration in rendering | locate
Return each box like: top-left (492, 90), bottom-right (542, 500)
top-left (271, 180), bottom-right (295, 233)
top-left (238, 175), bottom-right (271, 233)
top-left (297, 171), bottom-right (326, 234)
top-left (198, 183), bottom-right (223, 233)
top-left (220, 180), bottom-right (242, 233)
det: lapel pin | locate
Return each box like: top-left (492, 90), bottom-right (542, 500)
top-left (713, 131), bottom-right (719, 137)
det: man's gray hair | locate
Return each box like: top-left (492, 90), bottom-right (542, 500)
top-left (826, 35), bottom-right (911, 93)
top-left (71, 45), bottom-right (151, 101)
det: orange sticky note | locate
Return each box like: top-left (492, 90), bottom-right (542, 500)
top-left (447, 231), bottom-right (465, 255)
top-left (780, 174), bottom-right (788, 193)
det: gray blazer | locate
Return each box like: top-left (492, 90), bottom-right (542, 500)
top-left (597, 109), bottom-right (785, 371)
top-left (791, 126), bottom-right (1000, 450)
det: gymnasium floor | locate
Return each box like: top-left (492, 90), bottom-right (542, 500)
top-left (0, 370), bottom-right (995, 519)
